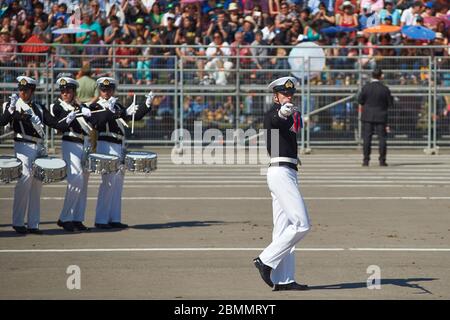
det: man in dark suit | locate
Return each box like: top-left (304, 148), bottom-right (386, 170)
top-left (358, 68), bottom-right (394, 166)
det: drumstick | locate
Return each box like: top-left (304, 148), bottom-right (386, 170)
top-left (58, 109), bottom-right (107, 123)
top-left (131, 94), bottom-right (136, 134)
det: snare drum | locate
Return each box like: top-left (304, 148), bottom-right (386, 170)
top-left (33, 157), bottom-right (67, 183)
top-left (88, 153), bottom-right (119, 174)
top-left (0, 156), bottom-right (23, 183)
top-left (125, 151), bottom-right (158, 173)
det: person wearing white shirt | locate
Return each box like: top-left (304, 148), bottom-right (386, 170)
top-left (400, 1), bottom-right (423, 27)
top-left (204, 32), bottom-right (233, 85)
top-left (307, 0), bottom-right (322, 15)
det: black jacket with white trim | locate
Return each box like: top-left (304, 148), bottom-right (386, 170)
top-left (264, 103), bottom-right (298, 171)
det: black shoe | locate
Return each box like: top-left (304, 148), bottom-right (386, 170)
top-left (379, 162), bottom-right (388, 167)
top-left (13, 226), bottom-right (27, 234)
top-left (73, 221), bottom-right (89, 231)
top-left (109, 222), bottom-right (128, 229)
top-left (27, 228), bottom-right (43, 235)
top-left (273, 282), bottom-right (309, 291)
top-left (57, 220), bottom-right (74, 232)
top-left (362, 161), bottom-right (369, 167)
top-left (95, 223), bottom-right (112, 229)
top-left (253, 257), bottom-right (273, 288)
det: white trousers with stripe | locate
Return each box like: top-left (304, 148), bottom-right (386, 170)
top-left (259, 166), bottom-right (311, 285)
top-left (13, 142), bottom-right (42, 229)
top-left (59, 140), bottom-right (90, 222)
top-left (95, 140), bottom-right (124, 224)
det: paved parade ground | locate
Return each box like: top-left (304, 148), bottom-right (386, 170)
top-left (1, 148), bottom-right (450, 299)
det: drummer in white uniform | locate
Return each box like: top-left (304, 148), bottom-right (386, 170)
top-left (49, 76), bottom-right (93, 232)
top-left (89, 77), bottom-right (154, 229)
top-left (0, 76), bottom-right (61, 234)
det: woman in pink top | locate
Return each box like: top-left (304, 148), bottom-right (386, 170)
top-left (336, 1), bottom-right (359, 29)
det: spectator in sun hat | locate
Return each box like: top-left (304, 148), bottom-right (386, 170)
top-left (335, 1), bottom-right (359, 29)
top-left (238, 15), bottom-right (257, 43)
top-left (334, 0), bottom-right (358, 15)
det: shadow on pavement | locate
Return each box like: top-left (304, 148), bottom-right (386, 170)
top-left (389, 163), bottom-right (445, 167)
top-left (309, 278), bottom-right (437, 294)
top-left (0, 227), bottom-right (124, 237)
top-left (132, 220), bottom-right (225, 230)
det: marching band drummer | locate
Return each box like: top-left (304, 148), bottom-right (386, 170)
top-left (49, 76), bottom-right (93, 232)
top-left (89, 77), bottom-right (154, 229)
top-left (0, 76), bottom-right (63, 235)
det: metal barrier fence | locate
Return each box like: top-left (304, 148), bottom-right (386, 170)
top-left (0, 44), bottom-right (449, 151)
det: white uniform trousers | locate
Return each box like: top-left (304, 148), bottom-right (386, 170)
top-left (259, 166), bottom-right (311, 285)
top-left (13, 142), bottom-right (42, 229)
top-left (95, 140), bottom-right (124, 224)
top-left (59, 140), bottom-right (90, 223)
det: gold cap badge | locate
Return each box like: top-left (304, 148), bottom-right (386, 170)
top-left (285, 79), bottom-right (294, 89)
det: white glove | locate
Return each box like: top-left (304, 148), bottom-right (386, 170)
top-left (8, 104), bottom-right (15, 114)
top-left (66, 111), bottom-right (77, 124)
top-left (108, 97), bottom-right (117, 112)
top-left (8, 94), bottom-right (18, 114)
top-left (279, 103), bottom-right (295, 118)
top-left (145, 91), bottom-right (154, 108)
top-left (81, 107), bottom-right (91, 117)
top-left (126, 104), bottom-right (138, 116)
top-left (30, 114), bottom-right (42, 126)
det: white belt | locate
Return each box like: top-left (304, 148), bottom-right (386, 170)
top-left (99, 132), bottom-right (124, 140)
top-left (63, 132), bottom-right (84, 139)
top-left (270, 157), bottom-right (298, 165)
top-left (15, 133), bottom-right (43, 143)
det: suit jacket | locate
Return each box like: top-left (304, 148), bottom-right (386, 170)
top-left (358, 80), bottom-right (394, 124)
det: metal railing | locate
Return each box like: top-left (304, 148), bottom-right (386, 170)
top-left (0, 44), bottom-right (449, 151)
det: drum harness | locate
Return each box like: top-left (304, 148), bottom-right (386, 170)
top-left (51, 99), bottom-right (94, 169)
top-left (97, 98), bottom-right (128, 169)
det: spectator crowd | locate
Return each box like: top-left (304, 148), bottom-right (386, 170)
top-left (0, 0), bottom-right (449, 129)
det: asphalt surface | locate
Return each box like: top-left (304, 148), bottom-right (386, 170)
top-left (1, 147), bottom-right (450, 299)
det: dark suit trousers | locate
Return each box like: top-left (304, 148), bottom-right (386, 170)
top-left (362, 121), bottom-right (387, 163)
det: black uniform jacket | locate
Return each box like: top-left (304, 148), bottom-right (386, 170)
top-left (49, 100), bottom-right (92, 144)
top-left (264, 103), bottom-right (299, 171)
top-left (0, 100), bottom-right (65, 144)
top-left (89, 100), bottom-right (150, 145)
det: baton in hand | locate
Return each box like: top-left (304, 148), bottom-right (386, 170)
top-left (131, 94), bottom-right (136, 134)
top-left (57, 109), bottom-right (107, 123)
